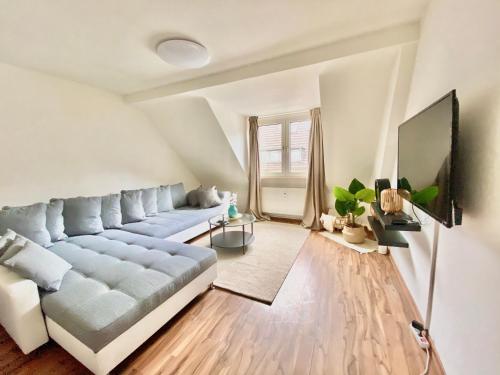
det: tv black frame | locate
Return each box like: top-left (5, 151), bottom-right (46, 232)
top-left (397, 89), bottom-right (459, 228)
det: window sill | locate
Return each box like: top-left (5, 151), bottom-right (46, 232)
top-left (261, 176), bottom-right (307, 188)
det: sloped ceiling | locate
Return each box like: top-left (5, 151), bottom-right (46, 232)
top-left (137, 96), bottom-right (249, 208)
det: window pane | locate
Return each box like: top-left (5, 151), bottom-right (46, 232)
top-left (258, 123), bottom-right (282, 175)
top-left (289, 120), bottom-right (311, 174)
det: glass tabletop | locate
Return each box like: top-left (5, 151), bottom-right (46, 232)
top-left (209, 213), bottom-right (256, 227)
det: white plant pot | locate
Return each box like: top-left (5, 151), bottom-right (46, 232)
top-left (342, 225), bottom-right (366, 244)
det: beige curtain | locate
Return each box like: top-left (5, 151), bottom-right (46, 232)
top-left (248, 116), bottom-right (270, 220)
top-left (302, 108), bottom-right (328, 230)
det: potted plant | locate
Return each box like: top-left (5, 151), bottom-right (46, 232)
top-left (333, 179), bottom-right (375, 244)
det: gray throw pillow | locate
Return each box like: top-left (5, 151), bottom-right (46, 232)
top-left (187, 186), bottom-right (201, 207)
top-left (63, 196), bottom-right (104, 236)
top-left (157, 185), bottom-right (174, 212)
top-left (0, 235), bottom-right (28, 263)
top-left (4, 240), bottom-right (72, 291)
top-left (47, 199), bottom-right (67, 242)
top-left (121, 190), bottom-right (146, 223)
top-left (101, 194), bottom-right (123, 229)
top-left (0, 203), bottom-right (52, 247)
top-left (141, 188), bottom-right (158, 216)
top-left (0, 229), bottom-right (16, 258)
top-left (170, 183), bottom-right (187, 208)
top-left (198, 186), bottom-right (222, 209)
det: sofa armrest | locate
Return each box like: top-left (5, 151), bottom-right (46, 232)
top-left (0, 265), bottom-right (49, 354)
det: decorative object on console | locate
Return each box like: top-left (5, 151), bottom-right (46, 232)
top-left (380, 188), bottom-right (403, 214)
top-left (333, 178), bottom-right (375, 244)
top-left (375, 178), bottom-right (391, 209)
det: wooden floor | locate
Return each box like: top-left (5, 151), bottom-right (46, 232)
top-left (0, 231), bottom-right (445, 375)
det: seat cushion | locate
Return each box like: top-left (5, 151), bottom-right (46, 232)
top-left (40, 230), bottom-right (216, 352)
top-left (120, 205), bottom-right (225, 239)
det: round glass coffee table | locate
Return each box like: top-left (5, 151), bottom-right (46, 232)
top-left (208, 213), bottom-right (256, 254)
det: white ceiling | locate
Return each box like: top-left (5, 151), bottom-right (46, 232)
top-left (184, 46), bottom-right (400, 116)
top-left (0, 0), bottom-right (428, 94)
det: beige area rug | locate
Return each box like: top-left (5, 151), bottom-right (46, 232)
top-left (319, 230), bottom-right (378, 254)
top-left (193, 221), bottom-right (309, 304)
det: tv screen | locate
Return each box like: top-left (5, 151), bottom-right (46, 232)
top-left (397, 90), bottom-right (459, 228)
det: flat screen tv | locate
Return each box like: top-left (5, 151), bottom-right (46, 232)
top-left (397, 90), bottom-right (460, 228)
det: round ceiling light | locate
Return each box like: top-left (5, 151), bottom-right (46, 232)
top-left (156, 39), bottom-right (210, 69)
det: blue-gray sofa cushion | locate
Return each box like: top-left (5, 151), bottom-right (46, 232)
top-left (141, 188), bottom-right (158, 216)
top-left (63, 197), bottom-right (104, 236)
top-left (4, 240), bottom-right (72, 291)
top-left (170, 183), bottom-right (187, 209)
top-left (40, 230), bottom-right (216, 352)
top-left (157, 185), bottom-right (174, 212)
top-left (0, 203), bottom-right (52, 247)
top-left (47, 199), bottom-right (67, 241)
top-left (101, 194), bottom-right (122, 229)
top-left (121, 190), bottom-right (146, 223)
top-left (120, 205), bottom-right (224, 239)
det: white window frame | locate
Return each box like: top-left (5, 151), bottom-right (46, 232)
top-left (258, 112), bottom-right (311, 179)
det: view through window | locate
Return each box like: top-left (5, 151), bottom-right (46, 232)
top-left (258, 114), bottom-right (311, 177)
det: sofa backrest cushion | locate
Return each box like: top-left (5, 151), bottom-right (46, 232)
top-left (141, 188), bottom-right (158, 216)
top-left (0, 234), bottom-right (27, 263)
top-left (63, 197), bottom-right (104, 236)
top-left (157, 185), bottom-right (174, 212)
top-left (46, 199), bottom-right (67, 242)
top-left (170, 183), bottom-right (187, 208)
top-left (187, 186), bottom-right (201, 207)
top-left (197, 186), bottom-right (223, 209)
top-left (0, 229), bottom-right (16, 258)
top-left (0, 203), bottom-right (52, 247)
top-left (121, 190), bottom-right (146, 223)
top-left (101, 194), bottom-right (123, 229)
top-left (4, 239), bottom-right (72, 292)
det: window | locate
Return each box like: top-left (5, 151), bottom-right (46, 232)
top-left (258, 114), bottom-right (311, 177)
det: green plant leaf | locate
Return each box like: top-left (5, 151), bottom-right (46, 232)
top-left (412, 186), bottom-right (439, 205)
top-left (355, 188), bottom-right (376, 203)
top-left (398, 177), bottom-right (412, 193)
top-left (333, 187), bottom-right (354, 202)
top-left (348, 178), bottom-right (365, 194)
top-left (353, 206), bottom-right (365, 217)
top-left (335, 200), bottom-right (349, 216)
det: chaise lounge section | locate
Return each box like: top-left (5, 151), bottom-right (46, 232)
top-left (0, 182), bottom-right (227, 374)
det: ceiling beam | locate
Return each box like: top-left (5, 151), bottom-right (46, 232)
top-left (125, 22), bottom-right (420, 103)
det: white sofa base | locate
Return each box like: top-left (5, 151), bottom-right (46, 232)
top-left (0, 265), bottom-right (49, 354)
top-left (166, 221), bottom-right (212, 243)
top-left (46, 264), bottom-right (217, 375)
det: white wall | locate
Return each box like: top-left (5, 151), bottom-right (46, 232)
top-left (389, 1), bottom-right (500, 374)
top-left (0, 62), bottom-right (198, 206)
top-left (207, 99), bottom-right (248, 172)
top-left (138, 96), bottom-right (249, 210)
top-left (320, 48), bottom-right (400, 206)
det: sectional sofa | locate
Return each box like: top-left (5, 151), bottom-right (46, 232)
top-left (0, 183), bottom-right (229, 374)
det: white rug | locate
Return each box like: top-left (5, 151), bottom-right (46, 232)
top-left (319, 230), bottom-right (378, 254)
top-left (193, 221), bottom-right (309, 304)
